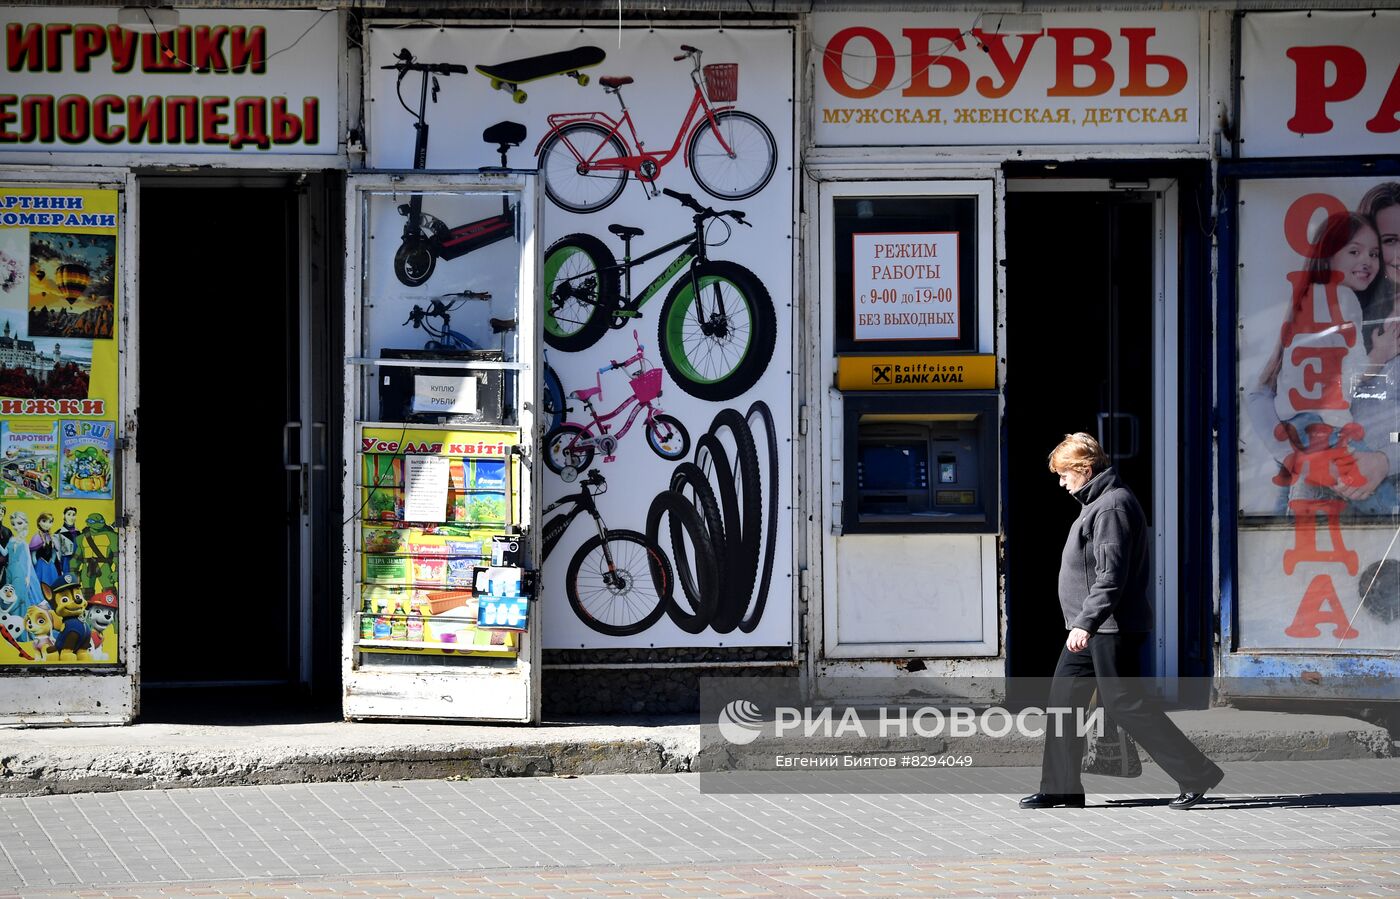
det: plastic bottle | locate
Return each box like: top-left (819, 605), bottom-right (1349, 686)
top-left (406, 605), bottom-right (424, 643)
top-left (389, 601), bottom-right (408, 641)
top-left (359, 596), bottom-right (375, 640)
top-left (373, 599), bottom-right (392, 639)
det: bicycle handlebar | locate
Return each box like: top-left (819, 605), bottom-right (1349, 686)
top-left (382, 49), bottom-right (470, 75)
top-left (661, 187), bottom-right (751, 226)
top-left (680, 44), bottom-right (698, 53)
top-left (445, 289), bottom-right (492, 301)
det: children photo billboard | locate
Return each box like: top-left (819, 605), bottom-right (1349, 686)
top-left (0, 185), bottom-right (120, 666)
top-left (1236, 177), bottom-right (1400, 650)
top-left (365, 26), bottom-right (794, 649)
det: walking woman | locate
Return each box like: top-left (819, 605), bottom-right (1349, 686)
top-left (1020, 433), bottom-right (1223, 811)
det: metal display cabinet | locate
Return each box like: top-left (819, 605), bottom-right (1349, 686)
top-left (342, 174), bottom-right (541, 722)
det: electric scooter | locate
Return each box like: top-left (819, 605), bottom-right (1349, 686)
top-left (383, 48), bottom-right (527, 287)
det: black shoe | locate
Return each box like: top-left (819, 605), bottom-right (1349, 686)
top-left (1168, 791), bottom-right (1208, 810)
top-left (1019, 792), bottom-right (1086, 809)
top-left (1169, 767), bottom-right (1224, 810)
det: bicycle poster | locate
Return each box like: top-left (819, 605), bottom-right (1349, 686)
top-left (365, 26), bottom-right (797, 650)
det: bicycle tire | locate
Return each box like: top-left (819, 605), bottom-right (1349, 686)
top-left (543, 233), bottom-right (620, 352)
top-left (739, 400), bottom-right (779, 633)
top-left (544, 423), bottom-right (595, 474)
top-left (646, 489), bottom-right (719, 634)
top-left (393, 235), bottom-right (436, 287)
top-left (542, 364), bottom-right (566, 432)
top-left (694, 432), bottom-right (745, 630)
top-left (566, 528), bottom-right (672, 636)
top-left (659, 260), bottom-right (777, 402)
top-left (703, 409), bottom-right (760, 633)
top-left (645, 413), bottom-right (691, 461)
top-left (539, 122), bottom-right (629, 214)
top-left (686, 110), bottom-right (778, 202)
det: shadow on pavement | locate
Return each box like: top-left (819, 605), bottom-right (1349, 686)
top-left (1103, 792), bottom-right (1400, 810)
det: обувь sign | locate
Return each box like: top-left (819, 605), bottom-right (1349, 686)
top-left (812, 11), bottom-right (1200, 147)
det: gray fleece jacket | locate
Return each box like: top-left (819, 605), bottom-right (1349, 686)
top-left (1057, 466), bottom-right (1154, 634)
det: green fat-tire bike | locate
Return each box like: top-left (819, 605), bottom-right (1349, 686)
top-left (542, 188), bottom-right (777, 403)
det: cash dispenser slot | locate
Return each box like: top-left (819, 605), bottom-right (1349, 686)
top-left (842, 391), bottom-right (998, 533)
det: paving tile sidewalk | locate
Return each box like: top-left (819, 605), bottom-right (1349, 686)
top-left (2, 760), bottom-right (1399, 897)
top-left (6, 849), bottom-right (1400, 898)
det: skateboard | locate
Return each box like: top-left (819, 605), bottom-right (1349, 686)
top-left (476, 46), bottom-right (606, 103)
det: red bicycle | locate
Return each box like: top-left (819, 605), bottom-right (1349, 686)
top-left (535, 45), bottom-right (778, 214)
top-left (543, 331), bottom-right (690, 480)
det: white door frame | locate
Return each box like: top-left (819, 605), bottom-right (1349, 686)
top-left (1005, 178), bottom-right (1180, 680)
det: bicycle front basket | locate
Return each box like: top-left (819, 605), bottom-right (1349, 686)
top-left (703, 63), bottom-right (738, 102)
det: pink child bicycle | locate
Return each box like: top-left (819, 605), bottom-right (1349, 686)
top-left (544, 331), bottom-right (691, 481)
top-left (535, 44), bottom-right (778, 214)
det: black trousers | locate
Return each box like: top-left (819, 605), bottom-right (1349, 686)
top-left (1039, 632), bottom-right (1222, 795)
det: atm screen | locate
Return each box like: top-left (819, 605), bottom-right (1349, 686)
top-left (859, 442), bottom-right (928, 491)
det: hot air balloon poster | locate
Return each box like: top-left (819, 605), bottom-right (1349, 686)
top-left (27, 232), bottom-right (115, 341)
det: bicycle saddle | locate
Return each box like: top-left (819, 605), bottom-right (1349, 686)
top-left (572, 386), bottom-right (603, 402)
top-left (609, 224), bottom-right (644, 239)
top-left (482, 120), bottom-right (526, 147)
top-left (600, 76), bottom-right (633, 89)
top-left (489, 317), bottom-right (516, 333)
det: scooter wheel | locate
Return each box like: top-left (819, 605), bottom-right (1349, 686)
top-left (394, 237), bottom-right (436, 287)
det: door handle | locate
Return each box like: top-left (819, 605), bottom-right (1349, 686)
top-left (283, 421), bottom-right (302, 471)
top-left (311, 422), bottom-right (328, 472)
top-left (1097, 412), bottom-right (1139, 461)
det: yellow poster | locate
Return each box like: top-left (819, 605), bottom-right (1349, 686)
top-left (0, 186), bottom-right (120, 666)
top-left (357, 426), bottom-right (520, 657)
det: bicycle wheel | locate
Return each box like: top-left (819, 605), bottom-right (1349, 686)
top-left (702, 409), bottom-right (760, 634)
top-left (393, 235), bottom-right (436, 287)
top-left (539, 122), bottom-right (629, 214)
top-left (566, 528), bottom-right (672, 637)
top-left (659, 260), bottom-right (777, 402)
top-left (686, 110), bottom-right (778, 202)
top-left (544, 423), bottom-right (595, 474)
top-left (644, 413), bottom-right (691, 461)
top-left (739, 400), bottom-right (779, 633)
top-left (543, 233), bottom-right (619, 352)
top-left (542, 364), bottom-right (566, 432)
top-left (646, 490), bottom-right (719, 634)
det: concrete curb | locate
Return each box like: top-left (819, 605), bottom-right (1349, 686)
top-left (0, 709), bottom-right (1390, 797)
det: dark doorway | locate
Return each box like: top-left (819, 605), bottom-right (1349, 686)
top-left (137, 177), bottom-right (340, 706)
top-left (1004, 190), bottom-right (1156, 690)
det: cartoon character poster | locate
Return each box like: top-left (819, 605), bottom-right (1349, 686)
top-left (60, 420), bottom-right (115, 500)
top-left (1235, 177), bottom-right (1400, 650)
top-left (0, 186), bottom-right (120, 667)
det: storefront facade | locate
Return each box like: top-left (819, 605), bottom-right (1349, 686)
top-left (0, 3), bottom-right (1393, 724)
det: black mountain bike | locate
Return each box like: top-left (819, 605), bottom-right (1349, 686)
top-left (542, 468), bottom-right (684, 636)
top-left (542, 188), bottom-right (776, 402)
